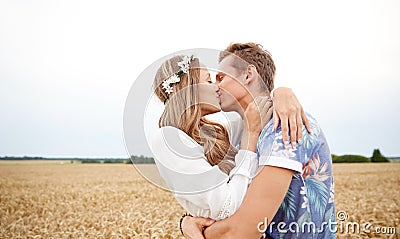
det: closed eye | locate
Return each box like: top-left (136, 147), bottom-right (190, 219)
top-left (207, 73), bottom-right (212, 83)
top-left (216, 73), bottom-right (226, 83)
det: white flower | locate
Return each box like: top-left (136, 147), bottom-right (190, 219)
top-left (183, 55), bottom-right (191, 62)
top-left (177, 55), bottom-right (191, 73)
top-left (162, 55), bottom-right (192, 96)
top-left (271, 141), bottom-right (283, 152)
top-left (328, 182), bottom-right (334, 203)
top-left (162, 80), bottom-right (170, 89)
top-left (168, 75), bottom-right (180, 83)
top-left (300, 186), bottom-right (307, 195)
top-left (180, 55), bottom-right (191, 65)
top-left (179, 64), bottom-right (189, 73)
top-left (271, 143), bottom-right (297, 158)
top-left (328, 192), bottom-right (334, 203)
top-left (165, 85), bottom-right (173, 95)
top-left (177, 60), bottom-right (186, 67)
top-left (301, 196), bottom-right (309, 208)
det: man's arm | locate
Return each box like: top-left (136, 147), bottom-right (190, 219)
top-left (204, 166), bottom-right (294, 239)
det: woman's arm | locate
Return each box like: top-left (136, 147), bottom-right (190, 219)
top-left (154, 128), bottom-right (258, 239)
top-left (272, 87), bottom-right (312, 147)
top-left (153, 125), bottom-right (261, 212)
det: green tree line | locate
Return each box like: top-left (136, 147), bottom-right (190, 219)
top-left (0, 149), bottom-right (391, 164)
top-left (332, 149), bottom-right (390, 163)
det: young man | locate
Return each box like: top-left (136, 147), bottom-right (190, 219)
top-left (183, 43), bottom-right (336, 239)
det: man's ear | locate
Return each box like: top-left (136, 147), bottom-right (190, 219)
top-left (244, 65), bottom-right (258, 85)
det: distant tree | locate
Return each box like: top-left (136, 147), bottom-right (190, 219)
top-left (332, 154), bottom-right (370, 163)
top-left (331, 154), bottom-right (338, 161)
top-left (130, 155), bottom-right (155, 164)
top-left (371, 149), bottom-right (389, 162)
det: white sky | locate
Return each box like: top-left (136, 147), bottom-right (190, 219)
top-left (0, 0), bottom-right (399, 158)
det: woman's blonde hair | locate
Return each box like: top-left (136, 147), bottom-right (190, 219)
top-left (153, 55), bottom-right (237, 174)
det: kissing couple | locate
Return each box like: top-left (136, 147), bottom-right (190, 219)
top-left (151, 42), bottom-right (336, 239)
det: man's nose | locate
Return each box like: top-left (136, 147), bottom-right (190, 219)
top-left (214, 76), bottom-right (221, 86)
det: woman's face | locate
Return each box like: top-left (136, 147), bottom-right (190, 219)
top-left (197, 66), bottom-right (221, 116)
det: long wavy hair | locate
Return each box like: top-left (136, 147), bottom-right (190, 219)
top-left (153, 55), bottom-right (237, 174)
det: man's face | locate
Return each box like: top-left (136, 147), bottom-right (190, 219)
top-left (216, 55), bottom-right (248, 112)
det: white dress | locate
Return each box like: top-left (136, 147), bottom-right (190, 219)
top-left (151, 113), bottom-right (259, 220)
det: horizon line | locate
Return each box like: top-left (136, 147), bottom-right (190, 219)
top-left (1, 154), bottom-right (400, 159)
top-left (0, 155), bottom-right (154, 159)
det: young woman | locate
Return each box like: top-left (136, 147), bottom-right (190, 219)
top-left (151, 55), bottom-right (306, 235)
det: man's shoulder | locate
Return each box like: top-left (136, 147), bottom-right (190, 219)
top-left (259, 113), bottom-right (321, 142)
top-left (259, 119), bottom-right (275, 140)
top-left (256, 113), bottom-right (326, 165)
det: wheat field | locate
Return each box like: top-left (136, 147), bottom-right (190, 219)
top-left (0, 161), bottom-right (399, 239)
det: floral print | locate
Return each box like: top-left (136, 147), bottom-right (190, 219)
top-left (257, 114), bottom-right (336, 239)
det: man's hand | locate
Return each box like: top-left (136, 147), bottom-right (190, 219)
top-left (181, 216), bottom-right (215, 239)
top-left (272, 87), bottom-right (312, 147)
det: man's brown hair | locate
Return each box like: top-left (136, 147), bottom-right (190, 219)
top-left (219, 42), bottom-right (276, 92)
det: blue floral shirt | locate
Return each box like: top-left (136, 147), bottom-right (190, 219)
top-left (257, 113), bottom-right (336, 239)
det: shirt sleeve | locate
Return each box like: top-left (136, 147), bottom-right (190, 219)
top-left (151, 126), bottom-right (258, 220)
top-left (257, 125), bottom-right (303, 174)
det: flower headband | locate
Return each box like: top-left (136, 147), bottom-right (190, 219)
top-left (162, 55), bottom-right (194, 95)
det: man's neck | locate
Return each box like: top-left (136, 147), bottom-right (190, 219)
top-left (236, 91), bottom-right (269, 119)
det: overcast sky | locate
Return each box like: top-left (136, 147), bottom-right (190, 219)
top-left (0, 0), bottom-right (399, 158)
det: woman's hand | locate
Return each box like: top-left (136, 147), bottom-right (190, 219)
top-left (244, 96), bottom-right (273, 134)
top-left (241, 96), bottom-right (273, 152)
top-left (181, 216), bottom-right (215, 239)
top-left (272, 87), bottom-right (312, 147)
